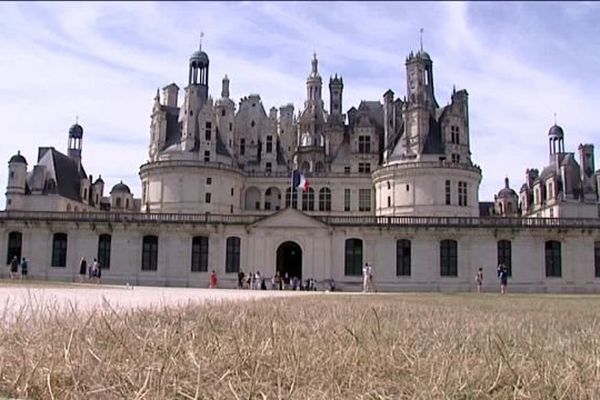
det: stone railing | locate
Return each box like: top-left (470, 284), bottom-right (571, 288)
top-left (1, 211), bottom-right (599, 229)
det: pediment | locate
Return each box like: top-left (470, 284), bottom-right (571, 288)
top-left (250, 208), bottom-right (329, 229)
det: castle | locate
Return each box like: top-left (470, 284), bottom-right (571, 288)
top-left (2, 42), bottom-right (600, 291)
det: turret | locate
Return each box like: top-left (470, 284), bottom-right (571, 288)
top-left (221, 75), bottom-right (230, 99)
top-left (67, 121), bottom-right (83, 169)
top-left (6, 151), bottom-right (28, 210)
top-left (329, 74), bottom-right (343, 116)
top-left (162, 83), bottom-right (179, 108)
top-left (548, 124), bottom-right (565, 163)
top-left (578, 143), bottom-right (596, 200)
top-left (383, 89), bottom-right (395, 162)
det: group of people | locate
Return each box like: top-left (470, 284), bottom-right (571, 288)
top-left (7, 256), bottom-right (28, 279)
top-left (78, 257), bottom-right (102, 283)
top-left (235, 270), bottom-right (324, 291)
top-left (475, 263), bottom-right (509, 294)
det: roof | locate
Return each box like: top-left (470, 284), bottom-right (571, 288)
top-left (422, 115), bottom-right (443, 154)
top-left (9, 152), bottom-right (27, 164)
top-left (110, 181), bottom-right (131, 194)
top-left (216, 132), bottom-right (232, 158)
top-left (35, 148), bottom-right (87, 202)
top-left (548, 124), bottom-right (564, 138)
top-left (69, 123), bottom-right (84, 139)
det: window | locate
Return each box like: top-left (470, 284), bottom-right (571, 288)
top-left (359, 189), bottom-right (371, 212)
top-left (358, 136), bottom-right (371, 153)
top-left (440, 239), bottom-right (457, 277)
top-left (344, 188), bottom-right (351, 212)
top-left (458, 181), bottom-right (468, 206)
top-left (545, 240), bottom-right (561, 277)
top-left (231, 188), bottom-right (234, 196)
top-left (319, 188), bottom-right (331, 211)
top-left (285, 188), bottom-right (298, 208)
top-left (451, 153), bottom-right (461, 163)
top-left (97, 234), bottom-right (111, 270)
top-left (83, 188), bottom-right (87, 200)
top-left (445, 180), bottom-right (451, 205)
top-left (266, 136), bottom-right (273, 153)
top-left (302, 187), bottom-right (315, 211)
top-left (205, 193), bottom-right (211, 203)
top-left (240, 139), bottom-right (245, 156)
top-left (344, 238), bottom-right (363, 276)
top-left (358, 163), bottom-right (371, 173)
top-left (142, 235), bottom-right (158, 271)
top-left (344, 166), bottom-right (351, 174)
top-left (595, 241), bottom-right (600, 278)
top-left (226, 237), bottom-right (240, 273)
top-left (51, 233), bottom-right (68, 267)
top-left (9, 171), bottom-right (14, 179)
top-left (116, 197), bottom-right (122, 208)
top-left (450, 125), bottom-right (460, 144)
top-left (266, 162), bottom-right (272, 173)
top-left (397, 239), bottom-right (411, 276)
top-left (6, 231), bottom-right (22, 264)
top-left (204, 151), bottom-right (210, 162)
top-left (229, 122), bottom-right (233, 131)
top-left (206, 177), bottom-right (212, 185)
top-left (251, 120), bottom-right (255, 127)
top-left (497, 240), bottom-right (511, 277)
top-left (205, 122), bottom-right (212, 141)
top-left (191, 236), bottom-right (209, 272)
top-left (126, 199), bottom-right (129, 209)
top-left (221, 109), bottom-right (226, 117)
top-left (387, 196), bottom-right (391, 207)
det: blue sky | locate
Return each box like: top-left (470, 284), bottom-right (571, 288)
top-left (0, 1), bottom-right (599, 209)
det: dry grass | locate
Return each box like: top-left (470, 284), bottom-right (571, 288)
top-left (1, 293), bottom-right (600, 399)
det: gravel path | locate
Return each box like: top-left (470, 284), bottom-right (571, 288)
top-left (0, 283), bottom-right (310, 322)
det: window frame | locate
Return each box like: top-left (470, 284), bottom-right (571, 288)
top-left (344, 238), bottom-right (363, 276)
top-left (396, 239), bottom-right (411, 276)
top-left (440, 239), bottom-right (458, 277)
top-left (191, 236), bottom-right (209, 272)
top-left (141, 235), bottom-right (158, 271)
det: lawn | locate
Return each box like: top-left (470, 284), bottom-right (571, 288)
top-left (1, 293), bottom-right (599, 399)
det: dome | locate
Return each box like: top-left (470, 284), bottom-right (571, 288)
top-left (94, 175), bottom-right (104, 185)
top-left (69, 123), bottom-right (84, 139)
top-left (8, 151), bottom-right (27, 164)
top-left (416, 50), bottom-right (431, 60)
top-left (110, 181), bottom-right (131, 194)
top-left (548, 124), bottom-right (564, 138)
top-left (497, 178), bottom-right (517, 198)
top-left (190, 50), bottom-right (209, 65)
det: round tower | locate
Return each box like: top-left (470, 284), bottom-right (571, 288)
top-left (6, 151), bottom-right (28, 210)
top-left (494, 177), bottom-right (519, 216)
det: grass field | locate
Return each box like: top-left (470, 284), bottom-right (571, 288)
top-left (1, 293), bottom-right (599, 399)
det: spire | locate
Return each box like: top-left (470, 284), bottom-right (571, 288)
top-left (311, 52), bottom-right (318, 75)
top-left (420, 28), bottom-right (424, 52)
top-left (504, 177), bottom-right (509, 188)
top-left (199, 32), bottom-right (204, 51)
top-left (75, 115), bottom-right (79, 124)
top-left (553, 112), bottom-right (557, 125)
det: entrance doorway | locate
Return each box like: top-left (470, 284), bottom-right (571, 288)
top-left (276, 241), bottom-right (302, 279)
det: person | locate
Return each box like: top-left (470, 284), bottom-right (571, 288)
top-left (9, 255), bottom-right (19, 280)
top-left (329, 279), bottom-right (336, 292)
top-left (20, 257), bottom-right (28, 279)
top-left (283, 272), bottom-right (290, 290)
top-left (237, 270), bottom-right (245, 289)
top-left (475, 267), bottom-right (483, 293)
top-left (91, 259), bottom-right (100, 284)
top-left (209, 270), bottom-right (218, 288)
top-left (499, 265), bottom-right (508, 294)
top-left (362, 262), bottom-right (373, 292)
top-left (95, 261), bottom-right (102, 284)
top-left (79, 257), bottom-right (87, 282)
top-left (254, 271), bottom-right (262, 290)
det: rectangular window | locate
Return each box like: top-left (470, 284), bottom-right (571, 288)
top-left (497, 240), bottom-right (512, 277)
top-left (266, 136), bottom-right (273, 153)
top-left (358, 136), bottom-right (371, 153)
top-left (396, 239), bottom-right (411, 276)
top-left (142, 235), bottom-right (158, 271)
top-left (97, 234), bottom-right (111, 270)
top-left (452, 153), bottom-right (461, 163)
top-left (359, 189), bottom-right (371, 212)
top-left (440, 239), bottom-right (458, 277)
top-left (51, 233), bottom-right (68, 267)
top-left (191, 236), bottom-right (209, 272)
top-left (344, 238), bottom-right (363, 276)
top-left (226, 237), bottom-right (240, 273)
top-left (545, 240), bottom-right (562, 277)
top-left (445, 180), bottom-right (451, 205)
top-left (450, 125), bottom-right (460, 144)
top-left (358, 163), bottom-right (371, 173)
top-left (205, 193), bottom-right (211, 203)
top-left (240, 139), bottom-right (245, 156)
top-left (458, 181), bottom-right (468, 206)
top-left (205, 122), bottom-right (212, 141)
top-left (344, 166), bottom-right (351, 174)
top-left (344, 188), bottom-right (351, 212)
top-left (265, 201), bottom-right (271, 210)
top-left (6, 231), bottom-right (22, 264)
top-left (266, 162), bottom-right (272, 173)
top-left (387, 196), bottom-right (391, 207)
top-left (595, 241), bottom-right (600, 278)
top-left (204, 151), bottom-right (210, 162)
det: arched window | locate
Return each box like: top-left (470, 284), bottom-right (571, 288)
top-left (226, 236), bottom-right (240, 273)
top-left (319, 188), bottom-right (331, 211)
top-left (97, 234), bottom-right (111, 270)
top-left (440, 239), bottom-right (457, 276)
top-left (302, 187), bottom-right (315, 211)
top-left (545, 240), bottom-right (561, 277)
top-left (51, 233), bottom-right (68, 267)
top-left (285, 188), bottom-right (298, 209)
top-left (497, 240), bottom-right (512, 276)
top-left (191, 236), bottom-right (209, 272)
top-left (142, 235), bottom-right (158, 271)
top-left (594, 241), bottom-right (600, 278)
top-left (344, 238), bottom-right (363, 276)
top-left (301, 161), bottom-right (310, 173)
top-left (396, 239), bottom-right (411, 276)
top-left (6, 231), bottom-right (22, 264)
top-left (315, 161), bottom-right (324, 174)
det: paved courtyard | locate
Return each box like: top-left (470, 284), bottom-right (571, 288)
top-left (0, 283), bottom-right (309, 322)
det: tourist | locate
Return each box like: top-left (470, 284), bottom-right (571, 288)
top-left (237, 270), bottom-right (245, 289)
top-left (79, 257), bottom-right (87, 282)
top-left (209, 270), bottom-right (218, 288)
top-left (20, 257), bottom-right (28, 279)
top-left (91, 258), bottom-right (99, 283)
top-left (9, 255), bottom-right (19, 279)
top-left (475, 267), bottom-right (483, 293)
top-left (363, 262), bottom-right (374, 292)
top-left (95, 261), bottom-right (102, 284)
top-left (283, 272), bottom-right (290, 290)
top-left (260, 277), bottom-right (267, 290)
top-left (291, 276), bottom-right (299, 290)
top-left (246, 273), bottom-right (252, 289)
top-left (499, 265), bottom-right (508, 294)
top-left (329, 279), bottom-right (336, 292)
top-left (255, 271), bottom-right (262, 290)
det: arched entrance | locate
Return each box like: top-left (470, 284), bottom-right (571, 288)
top-left (276, 241), bottom-right (302, 279)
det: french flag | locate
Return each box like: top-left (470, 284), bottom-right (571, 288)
top-left (291, 170), bottom-right (310, 192)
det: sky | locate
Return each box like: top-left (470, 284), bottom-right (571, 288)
top-left (0, 1), bottom-right (599, 210)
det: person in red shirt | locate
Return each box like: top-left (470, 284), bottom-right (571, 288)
top-left (209, 270), bottom-right (218, 289)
